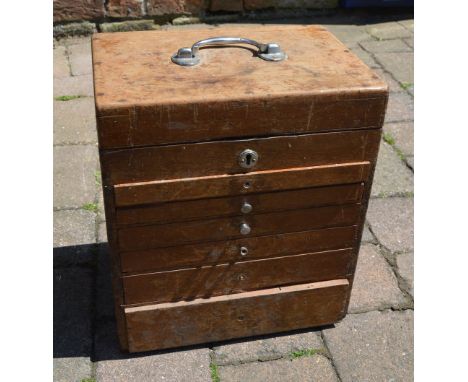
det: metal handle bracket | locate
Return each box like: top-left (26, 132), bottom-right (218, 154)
top-left (171, 36), bottom-right (287, 66)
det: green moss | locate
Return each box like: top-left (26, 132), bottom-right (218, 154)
top-left (210, 363), bottom-right (220, 382)
top-left (94, 170), bottom-right (102, 186)
top-left (400, 82), bottom-right (413, 90)
top-left (82, 203), bottom-right (98, 213)
top-left (289, 348), bottom-right (320, 359)
top-left (80, 379), bottom-right (96, 382)
top-left (383, 132), bottom-right (395, 146)
top-left (54, 95), bottom-right (84, 101)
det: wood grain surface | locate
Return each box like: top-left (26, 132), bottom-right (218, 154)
top-left (115, 183), bottom-right (364, 226)
top-left (117, 204), bottom-right (361, 251)
top-left (92, 26), bottom-right (387, 148)
top-left (102, 130), bottom-right (380, 184)
top-left (123, 249), bottom-right (353, 305)
top-left (125, 279), bottom-right (350, 352)
top-left (114, 162), bottom-right (370, 207)
top-left (120, 226), bottom-right (358, 273)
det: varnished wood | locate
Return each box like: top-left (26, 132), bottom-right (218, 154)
top-left (116, 184), bottom-right (364, 226)
top-left (120, 226), bottom-right (358, 273)
top-left (123, 249), bottom-right (353, 305)
top-left (92, 25), bottom-right (387, 149)
top-left (114, 162), bottom-right (370, 207)
top-left (118, 204), bottom-right (361, 251)
top-left (125, 279), bottom-right (350, 352)
top-left (101, 130), bottom-right (380, 185)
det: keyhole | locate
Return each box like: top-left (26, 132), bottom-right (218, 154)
top-left (245, 153), bottom-right (252, 166)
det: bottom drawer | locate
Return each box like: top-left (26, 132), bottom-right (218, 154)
top-left (124, 279), bottom-right (349, 352)
top-left (123, 248), bottom-right (353, 305)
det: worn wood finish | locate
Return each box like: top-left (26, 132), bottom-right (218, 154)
top-left (92, 26), bottom-right (387, 149)
top-left (120, 226), bottom-right (358, 273)
top-left (125, 279), bottom-right (350, 352)
top-left (102, 130), bottom-right (380, 184)
top-left (114, 162), bottom-right (370, 207)
top-left (116, 184), bottom-right (364, 226)
top-left (118, 204), bottom-right (361, 251)
top-left (92, 24), bottom-right (388, 352)
top-left (123, 249), bottom-right (353, 305)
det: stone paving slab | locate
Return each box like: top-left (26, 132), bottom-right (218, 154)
top-left (68, 41), bottom-right (93, 76)
top-left (406, 155), bottom-right (414, 170)
top-left (398, 19), bottom-right (414, 32)
top-left (323, 24), bottom-right (373, 44)
top-left (349, 244), bottom-right (407, 313)
top-left (54, 268), bottom-right (93, 381)
top-left (360, 38), bottom-right (412, 53)
top-left (367, 21), bottom-right (412, 40)
top-left (323, 310), bottom-right (413, 382)
top-left (367, 197), bottom-right (414, 253)
top-left (95, 320), bottom-right (211, 382)
top-left (218, 355), bottom-right (339, 382)
top-left (384, 121), bottom-right (414, 157)
top-left (371, 141), bottom-right (413, 198)
top-left (54, 74), bottom-right (95, 97)
top-left (53, 209), bottom-right (96, 247)
top-left (385, 92), bottom-right (414, 122)
top-left (375, 51), bottom-right (414, 85)
top-left (361, 223), bottom-right (376, 243)
top-left (396, 252), bottom-right (414, 297)
top-left (350, 46), bottom-right (380, 68)
top-left (54, 98), bottom-right (97, 145)
top-left (53, 145), bottom-right (98, 209)
top-left (373, 68), bottom-right (404, 93)
top-left (54, 45), bottom-right (70, 78)
top-left (403, 37), bottom-right (414, 48)
top-left (212, 330), bottom-right (324, 366)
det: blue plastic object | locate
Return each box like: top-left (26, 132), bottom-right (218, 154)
top-left (342, 0), bottom-right (413, 7)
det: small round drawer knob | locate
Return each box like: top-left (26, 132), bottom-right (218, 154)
top-left (240, 223), bottom-right (251, 235)
top-left (240, 246), bottom-right (248, 256)
top-left (241, 202), bottom-right (253, 214)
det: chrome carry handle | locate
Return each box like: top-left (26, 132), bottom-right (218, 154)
top-left (171, 36), bottom-right (287, 66)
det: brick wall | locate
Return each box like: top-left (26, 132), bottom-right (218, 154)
top-left (53, 0), bottom-right (339, 23)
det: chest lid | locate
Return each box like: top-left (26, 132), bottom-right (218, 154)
top-left (92, 25), bottom-right (388, 149)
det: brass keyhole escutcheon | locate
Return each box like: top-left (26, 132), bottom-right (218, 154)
top-left (239, 149), bottom-right (259, 169)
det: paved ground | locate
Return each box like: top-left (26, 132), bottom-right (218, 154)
top-left (54, 13), bottom-right (414, 382)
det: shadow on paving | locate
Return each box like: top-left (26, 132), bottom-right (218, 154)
top-left (53, 243), bottom-right (336, 362)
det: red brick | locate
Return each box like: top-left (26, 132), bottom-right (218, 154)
top-left (54, 0), bottom-right (105, 22)
top-left (211, 0), bottom-right (243, 12)
top-left (147, 0), bottom-right (204, 16)
top-left (107, 0), bottom-right (144, 18)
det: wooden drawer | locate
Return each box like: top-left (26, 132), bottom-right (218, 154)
top-left (102, 130), bottom-right (380, 185)
top-left (120, 226), bottom-right (357, 273)
top-left (125, 279), bottom-right (350, 352)
top-left (116, 183), bottom-right (364, 226)
top-left (123, 248), bottom-right (353, 305)
top-left (118, 204), bottom-right (361, 251)
top-left (114, 161), bottom-right (370, 207)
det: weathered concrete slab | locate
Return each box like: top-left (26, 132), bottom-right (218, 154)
top-left (350, 46), bottom-right (380, 68)
top-left (54, 74), bottom-right (94, 97)
top-left (396, 252), bottom-right (414, 297)
top-left (218, 355), bottom-right (339, 382)
top-left (371, 141), bottom-right (414, 198)
top-left (375, 52), bottom-right (413, 84)
top-left (54, 45), bottom-right (70, 78)
top-left (349, 244), bottom-right (407, 313)
top-left (373, 68), bottom-right (404, 93)
top-left (324, 24), bottom-right (373, 44)
top-left (385, 92), bottom-right (414, 122)
top-left (53, 209), bottom-right (96, 247)
top-left (53, 145), bottom-right (98, 209)
top-left (360, 38), bottom-right (412, 53)
top-left (323, 310), bottom-right (413, 382)
top-left (367, 197), bottom-right (414, 252)
top-left (384, 121), bottom-right (414, 157)
top-left (94, 321), bottom-right (211, 382)
top-left (54, 98), bottom-right (97, 145)
top-left (69, 42), bottom-right (93, 76)
top-left (53, 268), bottom-right (93, 380)
top-left (367, 21), bottom-right (412, 40)
top-left (213, 330), bottom-right (324, 366)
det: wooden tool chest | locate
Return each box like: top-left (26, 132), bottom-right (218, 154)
top-left (92, 25), bottom-right (388, 353)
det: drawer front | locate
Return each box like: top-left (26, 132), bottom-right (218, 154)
top-left (123, 249), bottom-right (353, 305)
top-left (116, 183), bottom-right (364, 227)
top-left (102, 130), bottom-right (380, 185)
top-left (120, 226), bottom-right (357, 273)
top-left (125, 279), bottom-right (349, 352)
top-left (118, 204), bottom-right (361, 251)
top-left (114, 161), bottom-right (370, 207)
